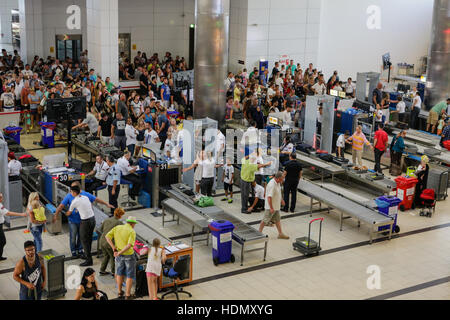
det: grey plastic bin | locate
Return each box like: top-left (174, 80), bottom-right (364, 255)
top-left (39, 249), bottom-right (67, 299)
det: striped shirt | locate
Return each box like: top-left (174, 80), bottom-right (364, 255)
top-left (348, 132), bottom-right (370, 151)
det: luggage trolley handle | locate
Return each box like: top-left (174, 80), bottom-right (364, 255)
top-left (308, 218), bottom-right (324, 249)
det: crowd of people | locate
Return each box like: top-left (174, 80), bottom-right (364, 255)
top-left (2, 46), bottom-right (450, 301)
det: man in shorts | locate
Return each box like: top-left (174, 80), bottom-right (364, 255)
top-left (427, 98), bottom-right (450, 134)
top-left (106, 216), bottom-right (137, 300)
top-left (259, 172), bottom-right (289, 239)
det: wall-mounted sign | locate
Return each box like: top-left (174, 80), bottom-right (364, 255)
top-left (50, 46), bottom-right (54, 53)
top-left (66, 5), bottom-right (81, 30)
top-left (132, 44), bottom-right (137, 50)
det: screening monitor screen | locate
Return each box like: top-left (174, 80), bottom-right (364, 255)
top-left (268, 116), bottom-right (279, 126)
top-left (142, 146), bottom-right (156, 162)
top-left (339, 91), bottom-right (346, 99)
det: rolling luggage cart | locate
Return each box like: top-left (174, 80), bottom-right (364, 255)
top-left (293, 218), bottom-right (323, 256)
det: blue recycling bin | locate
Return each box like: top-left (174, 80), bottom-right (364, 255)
top-left (208, 220), bottom-right (235, 266)
top-left (39, 122), bottom-right (56, 148)
top-left (3, 127), bottom-right (22, 144)
top-left (375, 196), bottom-right (402, 233)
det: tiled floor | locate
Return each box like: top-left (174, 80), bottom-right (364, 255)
top-left (1, 132), bottom-right (449, 300)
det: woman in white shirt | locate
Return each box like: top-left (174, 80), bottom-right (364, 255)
top-left (0, 192), bottom-right (27, 260)
top-left (410, 92), bottom-right (422, 128)
top-left (394, 96), bottom-right (406, 123)
top-left (183, 151), bottom-right (222, 196)
top-left (143, 238), bottom-right (166, 300)
top-left (125, 117), bottom-right (137, 156)
top-left (8, 152), bottom-right (22, 181)
top-left (130, 94), bottom-right (143, 123)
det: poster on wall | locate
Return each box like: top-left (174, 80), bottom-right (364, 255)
top-left (279, 54), bottom-right (290, 67)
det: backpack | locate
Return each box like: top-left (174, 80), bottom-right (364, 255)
top-left (196, 196), bottom-right (215, 207)
top-left (390, 135), bottom-right (397, 151)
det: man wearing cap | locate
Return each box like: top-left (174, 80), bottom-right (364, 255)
top-left (106, 216), bottom-right (137, 300)
top-left (8, 152), bottom-right (22, 181)
top-left (240, 151), bottom-right (272, 214)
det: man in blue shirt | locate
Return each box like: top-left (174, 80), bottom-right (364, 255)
top-left (52, 181), bottom-right (113, 258)
top-left (160, 77), bottom-right (172, 109)
top-left (88, 69), bottom-right (97, 83)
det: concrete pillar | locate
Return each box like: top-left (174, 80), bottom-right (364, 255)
top-left (18, 0), bottom-right (43, 64)
top-left (193, 0), bottom-right (230, 129)
top-left (86, 0), bottom-right (118, 85)
top-left (0, 0), bottom-right (18, 46)
top-left (424, 0), bottom-right (450, 109)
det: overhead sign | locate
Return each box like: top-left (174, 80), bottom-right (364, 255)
top-left (66, 5), bottom-right (81, 30)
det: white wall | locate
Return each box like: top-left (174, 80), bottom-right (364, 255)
top-left (40, 0), bottom-right (194, 63)
top-left (119, 0), bottom-right (194, 64)
top-left (42, 0), bottom-right (87, 58)
top-left (318, 0), bottom-right (434, 81)
top-left (0, 0), bottom-right (18, 45)
top-left (243, 0), bottom-right (322, 72)
top-left (229, 0), bottom-right (248, 73)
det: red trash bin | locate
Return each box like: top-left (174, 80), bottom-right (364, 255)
top-left (394, 176), bottom-right (418, 211)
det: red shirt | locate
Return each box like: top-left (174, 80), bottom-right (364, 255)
top-left (374, 129), bottom-right (388, 151)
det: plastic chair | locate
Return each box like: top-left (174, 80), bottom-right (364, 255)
top-left (94, 185), bottom-right (107, 197)
top-left (161, 256), bottom-right (192, 300)
top-left (120, 178), bottom-right (137, 208)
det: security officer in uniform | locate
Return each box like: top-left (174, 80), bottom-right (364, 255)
top-left (86, 154), bottom-right (109, 194)
top-left (105, 156), bottom-right (121, 216)
top-left (8, 152), bottom-right (22, 181)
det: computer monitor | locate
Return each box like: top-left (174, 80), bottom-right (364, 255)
top-left (268, 116), bottom-right (279, 126)
top-left (42, 153), bottom-right (65, 169)
top-left (338, 91), bottom-right (346, 99)
top-left (46, 97), bottom-right (87, 122)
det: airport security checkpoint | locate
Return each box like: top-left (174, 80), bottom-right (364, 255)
top-left (0, 0), bottom-right (449, 303)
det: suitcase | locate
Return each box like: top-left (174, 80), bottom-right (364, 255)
top-left (427, 168), bottom-right (448, 201)
top-left (318, 153), bottom-right (334, 162)
top-left (390, 163), bottom-right (402, 176)
top-left (297, 143), bottom-right (313, 154)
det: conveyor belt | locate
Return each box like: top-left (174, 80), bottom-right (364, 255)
top-left (164, 184), bottom-right (268, 265)
top-left (344, 169), bottom-right (397, 195)
top-left (296, 151), bottom-right (345, 175)
top-left (134, 220), bottom-right (171, 246)
top-left (298, 179), bottom-right (394, 243)
top-left (167, 188), bottom-right (224, 216)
